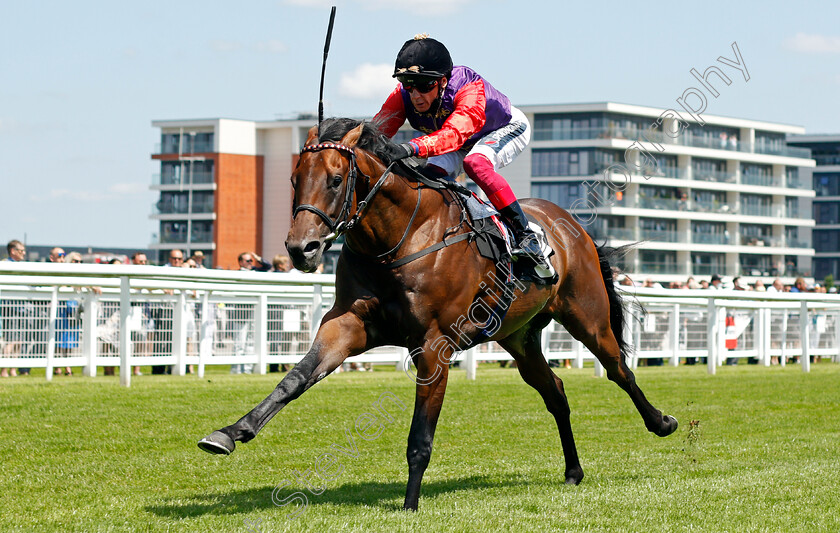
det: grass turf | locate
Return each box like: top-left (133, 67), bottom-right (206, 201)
top-left (1, 363), bottom-right (838, 532)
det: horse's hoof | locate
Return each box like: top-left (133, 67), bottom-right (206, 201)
top-left (198, 431), bottom-right (235, 455)
top-left (655, 415), bottom-right (679, 437)
top-left (564, 468), bottom-right (584, 485)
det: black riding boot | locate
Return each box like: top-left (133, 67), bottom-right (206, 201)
top-left (498, 202), bottom-right (551, 269)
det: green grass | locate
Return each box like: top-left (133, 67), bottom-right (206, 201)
top-left (2, 363), bottom-right (839, 532)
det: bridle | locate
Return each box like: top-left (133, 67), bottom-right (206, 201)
top-left (293, 141), bottom-right (395, 242)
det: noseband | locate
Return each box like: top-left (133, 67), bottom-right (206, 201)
top-left (293, 141), bottom-right (395, 242)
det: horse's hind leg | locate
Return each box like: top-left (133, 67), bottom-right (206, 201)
top-left (498, 316), bottom-right (584, 485)
top-left (558, 298), bottom-right (678, 438)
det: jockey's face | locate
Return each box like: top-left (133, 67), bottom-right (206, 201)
top-left (406, 77), bottom-right (445, 113)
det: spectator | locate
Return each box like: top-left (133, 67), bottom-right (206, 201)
top-left (686, 276), bottom-right (700, 289)
top-left (643, 278), bottom-right (662, 289)
top-left (150, 249), bottom-right (183, 374)
top-left (709, 274), bottom-right (722, 289)
top-left (165, 249), bottom-right (184, 267)
top-left (239, 251), bottom-right (271, 272)
top-left (700, 279), bottom-right (710, 289)
top-left (190, 251), bottom-right (207, 268)
top-left (2, 240), bottom-right (27, 377)
top-left (129, 252), bottom-right (151, 376)
top-left (753, 279), bottom-right (766, 292)
top-left (766, 278), bottom-right (784, 293)
top-left (49, 247), bottom-right (66, 263)
top-left (790, 277), bottom-right (806, 293)
top-left (272, 254), bottom-right (292, 273)
top-left (66, 252), bottom-right (83, 264)
top-left (732, 276), bottom-right (747, 291)
top-left (108, 258), bottom-right (122, 265)
top-left (230, 251), bottom-right (262, 374)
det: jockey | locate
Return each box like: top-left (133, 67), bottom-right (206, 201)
top-left (373, 34), bottom-right (550, 271)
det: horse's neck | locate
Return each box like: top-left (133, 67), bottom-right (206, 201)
top-left (350, 172), bottom-right (458, 257)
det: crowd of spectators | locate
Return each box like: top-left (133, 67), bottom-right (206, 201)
top-left (615, 271), bottom-right (832, 294)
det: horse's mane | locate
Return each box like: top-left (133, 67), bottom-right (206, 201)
top-left (317, 117), bottom-right (400, 168)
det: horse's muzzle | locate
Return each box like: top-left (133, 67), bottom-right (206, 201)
top-left (286, 235), bottom-right (328, 273)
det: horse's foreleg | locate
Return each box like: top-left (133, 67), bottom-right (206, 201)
top-left (198, 310), bottom-right (368, 455)
top-left (499, 321), bottom-right (584, 485)
top-left (403, 343), bottom-right (450, 511)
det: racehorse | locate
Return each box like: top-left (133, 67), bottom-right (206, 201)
top-left (198, 117), bottom-right (678, 511)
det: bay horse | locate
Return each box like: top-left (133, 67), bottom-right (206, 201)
top-left (198, 118), bottom-right (678, 511)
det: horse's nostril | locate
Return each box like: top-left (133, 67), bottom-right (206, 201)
top-left (303, 240), bottom-right (321, 254)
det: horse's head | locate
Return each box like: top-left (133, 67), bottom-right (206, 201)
top-left (286, 119), bottom-right (377, 272)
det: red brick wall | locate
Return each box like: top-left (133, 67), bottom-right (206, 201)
top-left (215, 153), bottom-right (264, 269)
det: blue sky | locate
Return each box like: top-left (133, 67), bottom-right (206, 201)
top-left (1, 0), bottom-right (838, 248)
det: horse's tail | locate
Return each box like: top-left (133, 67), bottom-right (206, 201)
top-left (594, 243), bottom-right (633, 360)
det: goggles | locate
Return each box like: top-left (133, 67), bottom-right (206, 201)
top-left (398, 77), bottom-right (439, 94)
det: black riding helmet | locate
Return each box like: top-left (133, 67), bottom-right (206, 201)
top-left (393, 34), bottom-right (453, 81)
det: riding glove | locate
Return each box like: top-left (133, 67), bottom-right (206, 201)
top-left (380, 142), bottom-right (416, 163)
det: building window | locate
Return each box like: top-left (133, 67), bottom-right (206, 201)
top-left (785, 167), bottom-right (800, 187)
top-left (741, 223), bottom-right (772, 246)
top-left (531, 149), bottom-right (593, 176)
top-left (639, 250), bottom-right (678, 274)
top-left (785, 226), bottom-right (803, 248)
top-left (160, 221), bottom-right (188, 243)
top-left (692, 221), bottom-right (728, 245)
top-left (192, 191), bottom-right (215, 213)
top-left (740, 163), bottom-right (774, 186)
top-left (740, 193), bottom-right (771, 217)
top-left (694, 189), bottom-right (729, 213)
top-left (814, 203), bottom-right (840, 225)
top-left (692, 252), bottom-right (725, 275)
top-left (814, 173), bottom-right (840, 197)
top-left (740, 254), bottom-right (772, 276)
top-left (530, 182), bottom-right (582, 209)
top-left (191, 221), bottom-right (213, 243)
top-left (157, 192), bottom-right (190, 214)
top-left (814, 230), bottom-right (840, 253)
top-left (640, 218), bottom-right (677, 241)
top-left (785, 197), bottom-right (799, 218)
top-left (160, 160), bottom-right (214, 185)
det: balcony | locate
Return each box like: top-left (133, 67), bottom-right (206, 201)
top-left (693, 200), bottom-right (738, 214)
top-left (637, 197), bottom-right (686, 211)
top-left (740, 235), bottom-right (781, 247)
top-left (155, 141), bottom-right (214, 155)
top-left (639, 229), bottom-right (685, 243)
top-left (153, 200), bottom-right (214, 216)
top-left (741, 174), bottom-right (779, 187)
top-left (634, 262), bottom-right (687, 275)
top-left (740, 205), bottom-right (773, 217)
top-left (532, 125), bottom-right (813, 159)
top-left (692, 169), bottom-right (737, 184)
top-left (152, 172), bottom-right (214, 186)
top-left (587, 228), bottom-right (636, 241)
top-left (692, 233), bottom-right (730, 245)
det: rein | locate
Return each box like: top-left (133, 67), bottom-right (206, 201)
top-left (295, 140), bottom-right (475, 267)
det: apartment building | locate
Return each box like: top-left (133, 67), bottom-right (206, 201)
top-left (788, 134), bottom-right (840, 282)
top-left (151, 103), bottom-right (815, 281)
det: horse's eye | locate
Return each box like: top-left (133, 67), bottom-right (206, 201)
top-left (330, 175), bottom-right (343, 188)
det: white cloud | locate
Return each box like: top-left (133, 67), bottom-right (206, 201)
top-left (338, 63), bottom-right (396, 99)
top-left (211, 40), bottom-right (244, 52)
top-left (283, 0), bottom-right (473, 15)
top-left (357, 0), bottom-right (473, 15)
top-left (254, 40), bottom-right (288, 54)
top-left (784, 33), bottom-right (840, 54)
top-left (29, 183), bottom-right (147, 203)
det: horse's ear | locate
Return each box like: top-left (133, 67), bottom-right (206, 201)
top-left (304, 126), bottom-right (319, 146)
top-left (341, 123), bottom-right (365, 148)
